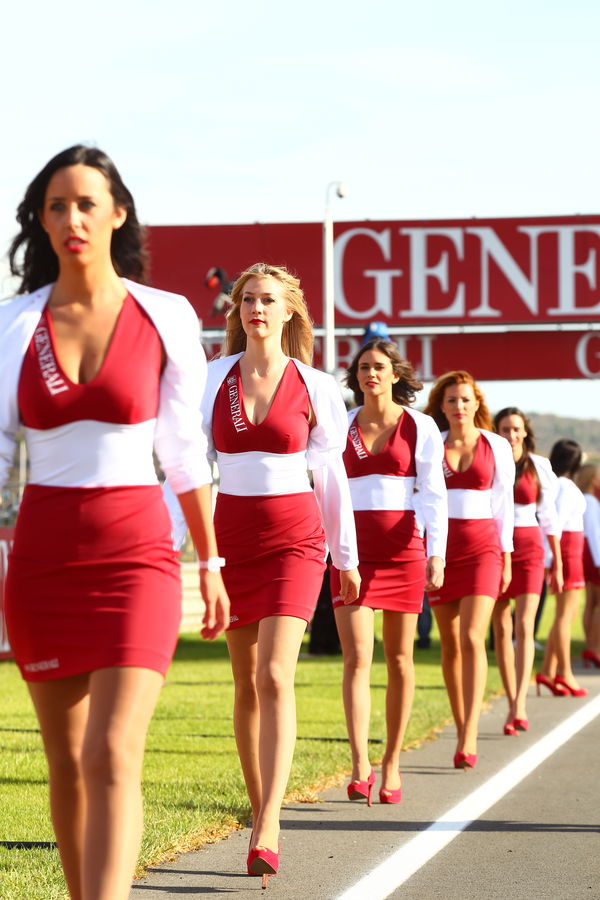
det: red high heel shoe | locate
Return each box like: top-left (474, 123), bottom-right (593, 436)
top-left (583, 649), bottom-right (600, 668)
top-left (503, 721), bottom-right (518, 736)
top-left (247, 845), bottom-right (279, 889)
top-left (554, 675), bottom-right (588, 697)
top-left (512, 718), bottom-right (529, 732)
top-left (453, 751), bottom-right (477, 769)
top-left (347, 769), bottom-right (376, 806)
top-left (535, 673), bottom-right (568, 696)
top-left (379, 772), bottom-right (402, 804)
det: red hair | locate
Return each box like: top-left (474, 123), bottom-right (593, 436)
top-left (423, 370), bottom-right (492, 431)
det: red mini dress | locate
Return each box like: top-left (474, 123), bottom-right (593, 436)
top-left (5, 297), bottom-right (181, 681)
top-left (499, 469), bottom-right (545, 600)
top-left (428, 434), bottom-right (502, 606)
top-left (556, 477), bottom-right (586, 591)
top-left (212, 362), bottom-right (326, 629)
top-left (330, 411), bottom-right (426, 613)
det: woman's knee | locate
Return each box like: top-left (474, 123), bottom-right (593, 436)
top-left (81, 729), bottom-right (141, 785)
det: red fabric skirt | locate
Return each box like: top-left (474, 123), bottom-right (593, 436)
top-left (583, 539), bottom-right (600, 585)
top-left (561, 530), bottom-right (585, 591)
top-left (214, 492), bottom-right (326, 629)
top-left (499, 525), bottom-right (545, 601)
top-left (428, 518), bottom-right (502, 606)
top-left (5, 485), bottom-right (181, 682)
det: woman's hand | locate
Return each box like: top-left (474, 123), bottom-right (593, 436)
top-left (199, 570), bottom-right (230, 639)
top-left (340, 567), bottom-right (361, 605)
top-left (500, 552), bottom-right (512, 595)
top-left (549, 558), bottom-right (564, 595)
top-left (424, 556), bottom-right (444, 592)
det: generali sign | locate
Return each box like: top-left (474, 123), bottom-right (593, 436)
top-left (147, 216), bottom-right (600, 378)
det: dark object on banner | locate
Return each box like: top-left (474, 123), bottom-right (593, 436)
top-left (205, 267), bottom-right (233, 316)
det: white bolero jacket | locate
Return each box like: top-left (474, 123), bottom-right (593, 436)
top-left (441, 428), bottom-right (515, 553)
top-left (189, 352), bottom-right (359, 571)
top-left (0, 278), bottom-right (212, 494)
top-left (530, 453), bottom-right (560, 537)
top-left (347, 405), bottom-right (448, 561)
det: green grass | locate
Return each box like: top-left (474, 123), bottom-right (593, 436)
top-left (0, 598), bottom-right (585, 899)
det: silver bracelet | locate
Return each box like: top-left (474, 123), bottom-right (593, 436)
top-left (199, 556), bottom-right (226, 572)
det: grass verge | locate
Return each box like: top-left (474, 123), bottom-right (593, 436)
top-left (0, 596), bottom-right (583, 899)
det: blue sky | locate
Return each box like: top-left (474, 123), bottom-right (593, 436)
top-left (1, 0), bottom-right (598, 417)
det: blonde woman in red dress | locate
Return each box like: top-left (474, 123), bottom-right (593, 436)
top-left (424, 372), bottom-right (514, 769)
top-left (492, 408), bottom-right (562, 733)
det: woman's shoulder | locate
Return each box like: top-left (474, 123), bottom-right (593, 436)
top-left (479, 428), bottom-right (511, 454)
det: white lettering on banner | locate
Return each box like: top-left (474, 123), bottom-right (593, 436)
top-left (549, 226), bottom-right (600, 315)
top-left (34, 324), bottom-right (69, 395)
top-left (575, 333), bottom-right (600, 378)
top-left (335, 337), bottom-right (361, 369)
top-left (466, 226), bottom-right (544, 317)
top-left (401, 228), bottom-right (465, 318)
top-left (335, 228), bottom-right (402, 319)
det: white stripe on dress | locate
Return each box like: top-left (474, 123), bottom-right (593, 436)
top-left (25, 419), bottom-right (158, 487)
top-left (216, 450), bottom-right (312, 496)
top-left (447, 488), bottom-right (493, 520)
top-left (348, 474), bottom-right (416, 511)
top-left (514, 502), bottom-right (538, 527)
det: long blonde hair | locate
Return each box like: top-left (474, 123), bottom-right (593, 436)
top-left (221, 262), bottom-right (314, 364)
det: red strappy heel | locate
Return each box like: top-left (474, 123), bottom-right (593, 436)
top-left (347, 769), bottom-right (376, 806)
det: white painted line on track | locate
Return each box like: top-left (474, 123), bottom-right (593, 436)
top-left (336, 693), bottom-right (600, 900)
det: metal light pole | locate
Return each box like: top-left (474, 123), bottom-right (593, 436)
top-left (323, 181), bottom-right (347, 374)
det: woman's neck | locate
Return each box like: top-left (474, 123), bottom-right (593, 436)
top-left (447, 421), bottom-right (480, 443)
top-left (361, 392), bottom-right (402, 425)
top-left (51, 262), bottom-right (125, 307)
top-left (241, 336), bottom-right (288, 376)
top-left (512, 445), bottom-right (524, 463)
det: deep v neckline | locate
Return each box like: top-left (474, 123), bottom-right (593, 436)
top-left (444, 433), bottom-right (481, 474)
top-left (237, 360), bottom-right (291, 427)
top-left (355, 411), bottom-right (403, 456)
top-left (44, 295), bottom-right (129, 387)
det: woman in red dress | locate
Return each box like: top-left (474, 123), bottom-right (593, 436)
top-left (537, 440), bottom-right (588, 696)
top-left (330, 340), bottom-right (447, 805)
top-left (1, 146), bottom-right (228, 900)
top-left (575, 464), bottom-right (600, 667)
top-left (424, 372), bottom-right (514, 769)
top-left (492, 408), bottom-right (562, 733)
top-left (202, 263), bottom-right (360, 884)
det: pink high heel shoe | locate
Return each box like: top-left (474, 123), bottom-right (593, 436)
top-left (247, 845), bottom-right (279, 889)
top-left (379, 772), bottom-right (402, 804)
top-left (512, 718), bottom-right (529, 732)
top-left (453, 751), bottom-right (477, 769)
top-left (347, 769), bottom-right (376, 806)
top-left (583, 649), bottom-right (600, 668)
top-left (554, 675), bottom-right (588, 697)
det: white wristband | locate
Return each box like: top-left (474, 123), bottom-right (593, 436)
top-left (199, 557), bottom-right (226, 572)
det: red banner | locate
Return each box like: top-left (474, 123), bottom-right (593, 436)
top-left (0, 528), bottom-right (13, 660)
top-left (147, 216), bottom-right (600, 328)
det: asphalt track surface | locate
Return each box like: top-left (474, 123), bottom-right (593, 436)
top-left (130, 666), bottom-right (600, 900)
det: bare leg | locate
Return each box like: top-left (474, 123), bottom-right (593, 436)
top-left (582, 583), bottom-right (593, 644)
top-left (513, 593), bottom-right (539, 720)
top-left (587, 584), bottom-right (600, 655)
top-left (225, 623), bottom-right (261, 823)
top-left (243, 616), bottom-right (308, 854)
top-left (459, 594), bottom-right (495, 756)
top-left (380, 611), bottom-right (418, 791)
top-left (492, 598), bottom-right (516, 724)
top-left (28, 675), bottom-right (91, 900)
top-left (555, 588), bottom-right (584, 688)
top-left (432, 600), bottom-right (464, 744)
top-left (80, 667), bottom-right (164, 900)
top-left (333, 605), bottom-right (375, 782)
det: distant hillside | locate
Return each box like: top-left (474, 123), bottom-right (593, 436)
top-left (527, 414), bottom-right (600, 459)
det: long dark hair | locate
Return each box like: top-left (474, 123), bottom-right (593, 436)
top-left (345, 339), bottom-right (423, 407)
top-left (494, 406), bottom-right (540, 497)
top-left (550, 439), bottom-right (582, 479)
top-left (8, 145), bottom-right (147, 293)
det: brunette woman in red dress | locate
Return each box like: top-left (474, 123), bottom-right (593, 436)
top-left (330, 340), bottom-right (447, 805)
top-left (424, 372), bottom-right (514, 769)
top-left (1, 146), bottom-right (228, 900)
top-left (492, 408), bottom-right (562, 733)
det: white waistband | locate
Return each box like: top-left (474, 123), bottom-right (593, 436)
top-left (25, 420), bottom-right (158, 487)
top-left (216, 450), bottom-right (312, 496)
top-left (447, 488), bottom-right (492, 519)
top-left (514, 502), bottom-right (538, 527)
top-left (349, 474), bottom-right (416, 511)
